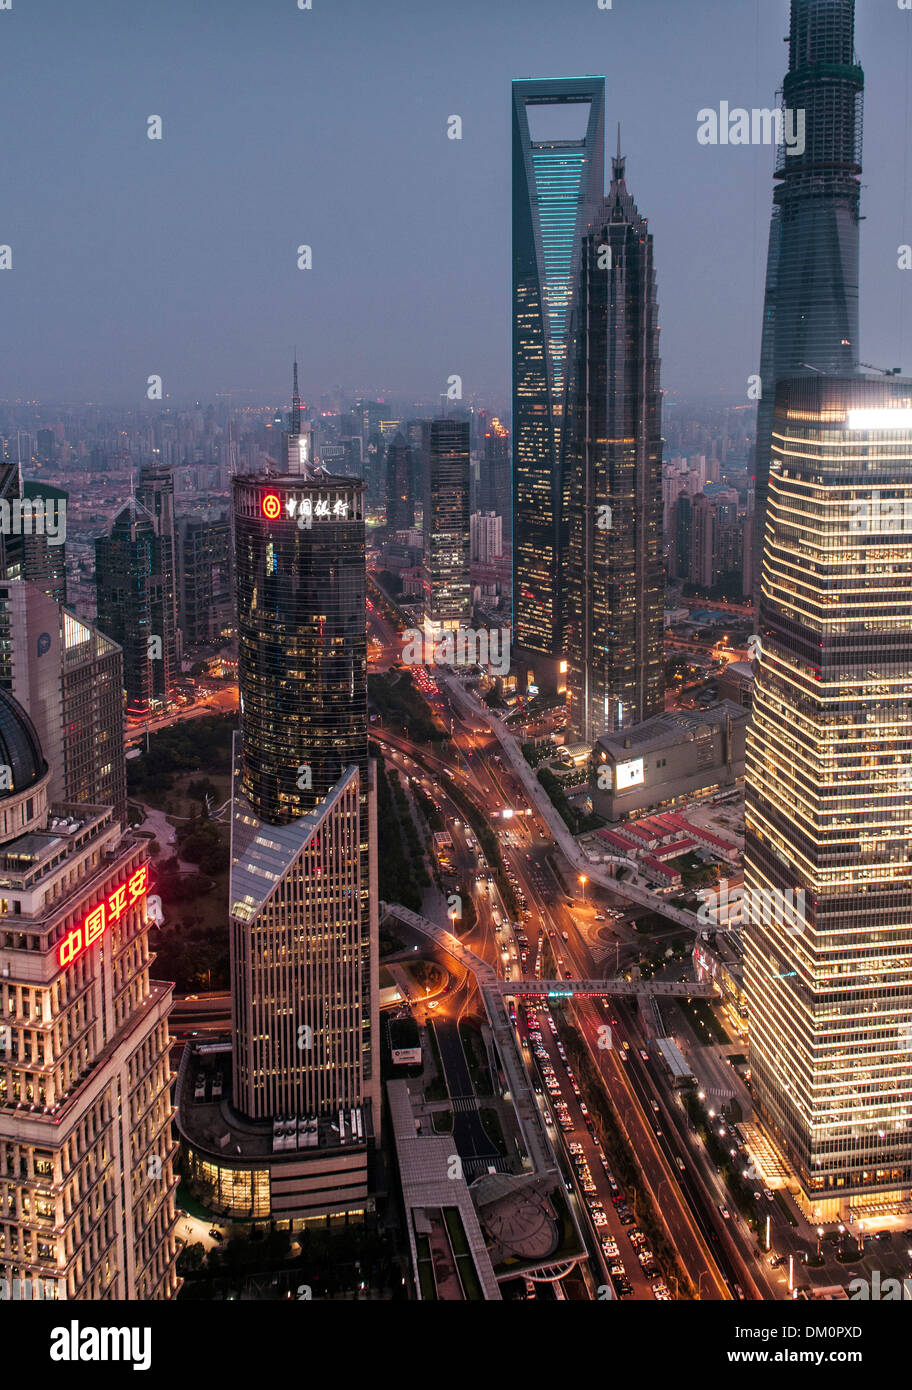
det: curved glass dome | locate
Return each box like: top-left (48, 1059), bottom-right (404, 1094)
top-left (0, 688), bottom-right (47, 796)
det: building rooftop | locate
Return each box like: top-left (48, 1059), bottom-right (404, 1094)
top-left (595, 701), bottom-right (748, 760)
top-left (176, 1044), bottom-right (372, 1162)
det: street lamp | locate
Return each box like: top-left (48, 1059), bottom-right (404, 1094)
top-left (816, 1226), bottom-right (824, 1259)
top-left (578, 875), bottom-right (587, 900)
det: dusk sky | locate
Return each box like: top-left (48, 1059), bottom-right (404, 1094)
top-left (1, 0), bottom-right (910, 406)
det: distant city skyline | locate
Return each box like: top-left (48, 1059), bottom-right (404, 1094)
top-left (1, 0), bottom-right (911, 404)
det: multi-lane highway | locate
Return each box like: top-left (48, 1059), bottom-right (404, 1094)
top-left (377, 664), bottom-right (786, 1301)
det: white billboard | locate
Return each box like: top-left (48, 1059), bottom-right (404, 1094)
top-left (615, 757), bottom-right (644, 791)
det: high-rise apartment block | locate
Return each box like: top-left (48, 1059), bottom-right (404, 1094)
top-left (175, 515), bottom-right (232, 648)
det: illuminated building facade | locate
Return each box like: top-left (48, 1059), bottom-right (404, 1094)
top-left (745, 376), bottom-right (912, 1217)
top-left (752, 0), bottom-right (863, 603)
top-left (480, 418), bottom-right (510, 545)
top-left (234, 472), bottom-right (370, 820)
top-left (512, 77), bottom-right (605, 675)
top-left (422, 419), bottom-right (471, 637)
top-left (191, 468), bottom-right (380, 1220)
top-left (0, 688), bottom-right (178, 1299)
top-left (563, 141), bottom-right (664, 741)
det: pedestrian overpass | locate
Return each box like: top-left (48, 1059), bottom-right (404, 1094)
top-left (500, 978), bottom-right (715, 999)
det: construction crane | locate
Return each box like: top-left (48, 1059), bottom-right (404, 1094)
top-left (859, 362), bottom-right (902, 375)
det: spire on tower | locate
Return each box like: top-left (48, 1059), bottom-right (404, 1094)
top-left (291, 351), bottom-right (301, 437)
top-left (612, 123), bottom-right (626, 183)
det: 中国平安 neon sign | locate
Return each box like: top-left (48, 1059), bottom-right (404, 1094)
top-left (57, 864), bottom-right (150, 968)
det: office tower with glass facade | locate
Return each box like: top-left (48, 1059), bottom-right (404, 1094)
top-left (512, 77), bottom-right (605, 678)
top-left (745, 376), bottom-right (912, 1218)
top-left (0, 687), bottom-right (178, 1299)
top-left (0, 579), bottom-right (127, 825)
top-left (422, 419), bottom-right (471, 636)
top-left (752, 0), bottom-right (864, 604)
top-left (385, 432), bottom-right (414, 531)
top-left (563, 145), bottom-right (664, 742)
top-left (95, 487), bottom-right (177, 717)
top-left (192, 466), bottom-right (379, 1221)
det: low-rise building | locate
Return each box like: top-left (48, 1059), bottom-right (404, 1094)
top-left (591, 702), bottom-right (747, 820)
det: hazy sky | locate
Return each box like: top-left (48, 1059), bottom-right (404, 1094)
top-left (1, 0), bottom-right (910, 407)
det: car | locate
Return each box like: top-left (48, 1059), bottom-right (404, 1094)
top-left (765, 1189), bottom-right (775, 1202)
top-left (592, 1210), bottom-right (608, 1227)
top-left (719, 1205), bottom-right (731, 1220)
top-left (640, 1050), bottom-right (649, 1062)
top-left (209, 1229), bottom-right (223, 1241)
top-left (650, 1100), bottom-right (660, 1114)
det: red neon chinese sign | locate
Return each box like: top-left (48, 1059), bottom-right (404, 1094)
top-left (261, 492), bottom-right (282, 520)
top-left (57, 864), bottom-right (149, 968)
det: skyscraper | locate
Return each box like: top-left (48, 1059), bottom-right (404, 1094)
top-left (512, 77), bottom-right (605, 679)
top-left (0, 579), bottom-right (128, 825)
top-left (0, 465), bottom-right (68, 606)
top-left (385, 432), bottom-right (414, 531)
top-left (175, 515), bottom-right (232, 648)
top-left (422, 418), bottom-right (471, 636)
top-left (0, 688), bottom-right (178, 1299)
top-left (95, 473), bottom-right (179, 717)
top-left (136, 465), bottom-right (180, 677)
top-left (279, 358), bottom-right (314, 475)
top-left (481, 417), bottom-right (511, 544)
top-left (689, 491), bottom-right (742, 591)
top-left (225, 465), bottom-right (379, 1195)
top-left (752, 0), bottom-right (864, 603)
top-left (745, 376), bottom-right (912, 1218)
top-left (563, 142), bottom-right (664, 742)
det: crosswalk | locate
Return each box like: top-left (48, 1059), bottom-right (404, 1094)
top-left (463, 1155), bottom-right (510, 1179)
top-left (452, 1096), bottom-right (477, 1113)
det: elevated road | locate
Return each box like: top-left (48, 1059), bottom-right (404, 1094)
top-left (437, 672), bottom-right (701, 933)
